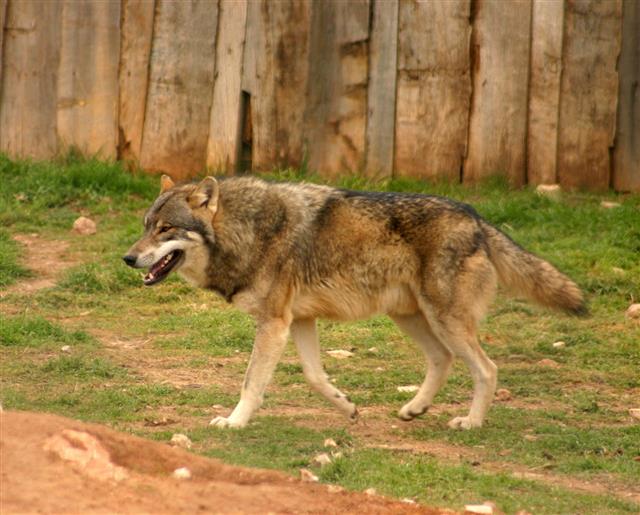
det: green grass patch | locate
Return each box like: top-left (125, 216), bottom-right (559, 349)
top-left (0, 229), bottom-right (31, 287)
top-left (320, 448), bottom-right (639, 514)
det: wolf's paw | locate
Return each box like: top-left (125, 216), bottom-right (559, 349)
top-left (398, 403), bottom-right (429, 421)
top-left (209, 416), bottom-right (246, 429)
top-left (447, 416), bottom-right (482, 430)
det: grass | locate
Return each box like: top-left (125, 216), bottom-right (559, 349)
top-left (0, 154), bottom-right (639, 514)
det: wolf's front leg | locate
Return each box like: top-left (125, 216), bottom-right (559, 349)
top-left (210, 317), bottom-right (290, 428)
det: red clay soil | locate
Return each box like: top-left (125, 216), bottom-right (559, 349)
top-left (0, 411), bottom-right (447, 514)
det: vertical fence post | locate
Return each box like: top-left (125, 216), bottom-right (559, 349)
top-left (613, 0), bottom-right (640, 192)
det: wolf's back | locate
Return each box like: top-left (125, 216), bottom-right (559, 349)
top-left (481, 222), bottom-right (586, 316)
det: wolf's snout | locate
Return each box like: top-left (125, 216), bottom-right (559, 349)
top-left (122, 255), bottom-right (137, 267)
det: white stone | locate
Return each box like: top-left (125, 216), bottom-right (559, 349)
top-left (170, 433), bottom-right (192, 449)
top-left (299, 468), bottom-right (319, 482)
top-left (312, 452), bottom-right (332, 467)
top-left (327, 484), bottom-right (344, 493)
top-left (600, 200), bottom-right (621, 209)
top-left (172, 467), bottom-right (191, 480)
top-left (535, 184), bottom-right (562, 201)
top-left (61, 345), bottom-right (71, 353)
top-left (326, 349), bottom-right (354, 359)
top-left (625, 304), bottom-right (640, 319)
top-left (552, 341), bottom-right (566, 349)
top-left (364, 487), bottom-right (377, 496)
top-left (72, 216), bottom-right (97, 235)
top-left (464, 504), bottom-right (493, 514)
top-left (397, 385), bottom-right (419, 393)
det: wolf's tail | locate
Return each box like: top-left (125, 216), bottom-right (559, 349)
top-left (481, 222), bottom-right (587, 316)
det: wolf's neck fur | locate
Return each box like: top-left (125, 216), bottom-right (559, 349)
top-left (203, 179), bottom-right (290, 302)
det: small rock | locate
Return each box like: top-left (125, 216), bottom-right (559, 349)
top-left (401, 498), bottom-right (417, 504)
top-left (397, 385), bottom-right (419, 393)
top-left (170, 433), bottom-right (192, 449)
top-left (326, 349), bottom-right (354, 359)
top-left (537, 358), bottom-right (560, 368)
top-left (212, 404), bottom-right (225, 410)
top-left (625, 304), bottom-right (640, 319)
top-left (323, 438), bottom-right (338, 448)
top-left (523, 434), bottom-right (538, 442)
top-left (375, 367), bottom-right (385, 372)
top-left (327, 484), bottom-right (344, 493)
top-left (600, 200), bottom-right (621, 209)
top-left (172, 467), bottom-right (191, 480)
top-left (311, 452), bottom-right (332, 467)
top-left (495, 388), bottom-right (512, 401)
top-left (300, 468), bottom-right (319, 482)
top-left (72, 216), bottom-right (97, 235)
top-left (535, 184), bottom-right (562, 201)
top-left (367, 347), bottom-right (378, 353)
top-left (629, 409), bottom-right (640, 421)
top-left (60, 345), bottom-right (71, 353)
top-left (364, 487), bottom-right (377, 496)
top-left (464, 504), bottom-right (493, 514)
top-left (552, 341), bottom-right (566, 349)
top-left (390, 424), bottom-right (398, 430)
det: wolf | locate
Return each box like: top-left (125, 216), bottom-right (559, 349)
top-left (124, 175), bottom-right (585, 430)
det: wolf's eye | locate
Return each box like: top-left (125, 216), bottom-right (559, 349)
top-left (159, 225), bottom-right (172, 233)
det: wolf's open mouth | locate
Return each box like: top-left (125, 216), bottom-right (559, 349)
top-left (143, 250), bottom-right (184, 286)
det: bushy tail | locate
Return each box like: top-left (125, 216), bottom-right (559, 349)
top-left (481, 222), bottom-right (587, 316)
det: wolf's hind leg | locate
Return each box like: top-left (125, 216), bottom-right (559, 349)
top-left (391, 313), bottom-right (453, 421)
top-left (291, 318), bottom-right (358, 421)
top-left (422, 311), bottom-right (497, 430)
top-left (210, 317), bottom-right (290, 428)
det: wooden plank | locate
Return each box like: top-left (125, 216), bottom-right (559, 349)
top-left (57, 0), bottom-right (121, 159)
top-left (557, 0), bottom-right (622, 190)
top-left (248, 0), bottom-right (312, 171)
top-left (118, 0), bottom-right (155, 163)
top-left (613, 0), bottom-right (640, 192)
top-left (140, 0), bottom-right (218, 179)
top-left (206, 0), bottom-right (247, 173)
top-left (364, 0), bottom-right (398, 180)
top-left (395, 0), bottom-right (471, 181)
top-left (306, 0), bottom-right (370, 177)
top-left (0, 0), bottom-right (62, 158)
top-left (463, 0), bottom-right (532, 186)
top-left (0, 0), bottom-right (7, 99)
top-left (527, 0), bottom-right (564, 186)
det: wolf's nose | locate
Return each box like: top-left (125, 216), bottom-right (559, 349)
top-left (122, 255), bottom-right (137, 267)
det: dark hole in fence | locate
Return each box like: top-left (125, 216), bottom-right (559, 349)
top-left (238, 90), bottom-right (253, 174)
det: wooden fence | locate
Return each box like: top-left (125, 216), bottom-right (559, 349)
top-left (0, 0), bottom-right (638, 190)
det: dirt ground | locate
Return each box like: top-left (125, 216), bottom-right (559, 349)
top-left (0, 411), bottom-right (447, 514)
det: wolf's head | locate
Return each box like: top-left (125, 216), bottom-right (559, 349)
top-left (123, 175), bottom-right (218, 286)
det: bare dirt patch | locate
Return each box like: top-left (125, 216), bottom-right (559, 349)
top-left (0, 233), bottom-right (78, 297)
top-left (0, 411), bottom-right (444, 514)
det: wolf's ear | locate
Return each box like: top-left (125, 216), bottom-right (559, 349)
top-left (160, 174), bottom-right (175, 193)
top-left (189, 177), bottom-right (219, 214)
